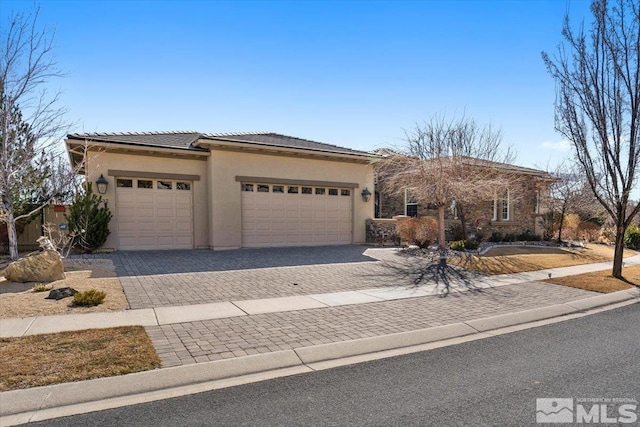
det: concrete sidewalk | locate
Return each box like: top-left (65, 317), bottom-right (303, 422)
top-left (2, 254), bottom-right (639, 338)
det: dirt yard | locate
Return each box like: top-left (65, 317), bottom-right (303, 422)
top-left (0, 257), bottom-right (128, 319)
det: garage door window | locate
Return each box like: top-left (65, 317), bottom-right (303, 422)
top-left (157, 181), bottom-right (172, 190)
top-left (302, 187), bottom-right (312, 194)
top-left (328, 188), bottom-right (338, 196)
top-left (257, 184), bottom-right (270, 192)
top-left (242, 184), bottom-right (254, 191)
top-left (138, 180), bottom-right (153, 189)
top-left (341, 189), bottom-right (351, 196)
top-left (117, 179), bottom-right (133, 188)
top-left (315, 188), bottom-right (325, 195)
top-left (177, 182), bottom-right (191, 190)
top-left (273, 185), bottom-right (284, 193)
top-left (288, 186), bottom-right (298, 194)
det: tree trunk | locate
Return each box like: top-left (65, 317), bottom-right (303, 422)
top-left (6, 210), bottom-right (19, 260)
top-left (612, 222), bottom-right (626, 279)
top-left (457, 203), bottom-right (467, 240)
top-left (557, 205), bottom-right (566, 244)
top-left (438, 204), bottom-right (446, 249)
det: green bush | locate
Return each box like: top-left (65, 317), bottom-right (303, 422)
top-left (489, 232), bottom-right (503, 242)
top-left (463, 239), bottom-right (480, 250)
top-left (73, 289), bottom-right (106, 306)
top-left (66, 183), bottom-right (113, 253)
top-left (450, 240), bottom-right (465, 251)
top-left (503, 233), bottom-right (517, 242)
top-left (624, 224), bottom-right (640, 250)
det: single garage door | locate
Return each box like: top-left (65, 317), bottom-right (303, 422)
top-left (241, 182), bottom-right (352, 247)
top-left (115, 177), bottom-right (194, 250)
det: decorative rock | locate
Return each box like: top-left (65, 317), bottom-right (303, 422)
top-left (1, 250), bottom-right (65, 283)
top-left (45, 287), bottom-right (77, 300)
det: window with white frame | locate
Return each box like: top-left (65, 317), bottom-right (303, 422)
top-left (405, 188), bottom-right (418, 217)
top-left (493, 189), bottom-right (510, 221)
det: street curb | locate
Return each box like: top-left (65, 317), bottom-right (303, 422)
top-left (1, 290), bottom-right (638, 423)
top-left (0, 350), bottom-right (301, 417)
top-left (294, 323), bottom-right (476, 364)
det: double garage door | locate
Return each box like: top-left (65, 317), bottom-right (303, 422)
top-left (115, 177), bottom-right (194, 250)
top-left (241, 181), bottom-right (353, 247)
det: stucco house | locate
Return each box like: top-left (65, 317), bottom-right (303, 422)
top-left (66, 132), bottom-right (375, 251)
top-left (371, 159), bottom-right (556, 241)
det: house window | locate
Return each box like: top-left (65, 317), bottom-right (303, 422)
top-left (493, 189), bottom-right (510, 221)
top-left (374, 191), bottom-right (380, 218)
top-left (502, 189), bottom-right (510, 220)
top-left (138, 180), bottom-right (153, 189)
top-left (241, 183), bottom-right (254, 191)
top-left (535, 190), bottom-right (540, 214)
top-left (328, 189), bottom-right (338, 196)
top-left (288, 186), bottom-right (299, 194)
top-left (177, 182), bottom-right (191, 191)
top-left (301, 187), bottom-right (312, 194)
top-left (257, 184), bottom-right (269, 192)
top-left (341, 189), bottom-right (350, 196)
top-left (405, 188), bottom-right (418, 217)
top-left (117, 179), bottom-right (133, 188)
top-left (315, 188), bottom-right (326, 195)
top-left (273, 185), bottom-right (284, 193)
top-left (157, 181), bottom-right (172, 190)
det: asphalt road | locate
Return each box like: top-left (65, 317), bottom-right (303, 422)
top-left (30, 303), bottom-right (639, 426)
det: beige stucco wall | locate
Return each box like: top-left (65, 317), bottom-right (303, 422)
top-left (208, 149), bottom-right (375, 249)
top-left (84, 150), bottom-right (209, 251)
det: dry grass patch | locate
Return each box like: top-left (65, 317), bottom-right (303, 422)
top-left (0, 258), bottom-right (128, 318)
top-left (449, 244), bottom-right (637, 275)
top-left (545, 265), bottom-right (640, 293)
top-left (0, 326), bottom-right (160, 391)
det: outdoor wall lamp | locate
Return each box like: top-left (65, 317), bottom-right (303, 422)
top-left (361, 187), bottom-right (372, 202)
top-left (96, 174), bottom-right (109, 195)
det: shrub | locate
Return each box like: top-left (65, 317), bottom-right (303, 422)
top-left (463, 239), bottom-right (480, 250)
top-left (66, 183), bottom-right (113, 253)
top-left (450, 240), bottom-right (465, 251)
top-left (73, 289), bottom-right (106, 306)
top-left (32, 283), bottom-right (52, 293)
top-left (503, 233), bottom-right (517, 242)
top-left (624, 224), bottom-right (640, 250)
top-left (396, 217), bottom-right (439, 248)
top-left (489, 231), bottom-right (503, 242)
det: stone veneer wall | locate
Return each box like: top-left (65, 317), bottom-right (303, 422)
top-left (366, 219), bottom-right (401, 245)
top-left (375, 178), bottom-right (550, 240)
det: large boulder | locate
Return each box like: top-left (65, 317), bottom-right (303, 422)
top-left (1, 250), bottom-right (65, 283)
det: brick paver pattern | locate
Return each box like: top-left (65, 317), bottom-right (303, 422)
top-left (145, 282), bottom-right (595, 367)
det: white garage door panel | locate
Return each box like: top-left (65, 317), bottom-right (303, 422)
top-left (116, 178), bottom-right (193, 250)
top-left (242, 183), bottom-right (352, 247)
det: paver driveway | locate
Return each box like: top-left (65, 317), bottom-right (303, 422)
top-left (106, 245), bottom-right (441, 309)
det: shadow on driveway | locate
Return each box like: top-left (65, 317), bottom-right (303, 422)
top-left (96, 245), bottom-right (380, 277)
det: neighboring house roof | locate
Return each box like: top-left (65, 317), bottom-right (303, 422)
top-left (66, 131), bottom-right (371, 158)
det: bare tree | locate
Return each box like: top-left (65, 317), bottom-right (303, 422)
top-left (547, 160), bottom-right (599, 243)
top-left (1, 7), bottom-right (71, 259)
top-left (543, 0), bottom-right (640, 278)
top-left (375, 114), bottom-right (516, 249)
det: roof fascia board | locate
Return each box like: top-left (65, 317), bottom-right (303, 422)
top-left (65, 139), bottom-right (210, 157)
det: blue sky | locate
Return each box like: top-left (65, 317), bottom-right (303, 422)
top-left (5, 0), bottom-right (593, 170)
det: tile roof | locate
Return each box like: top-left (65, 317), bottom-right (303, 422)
top-left (200, 132), bottom-right (371, 156)
top-left (67, 131), bottom-right (371, 157)
top-left (67, 132), bottom-right (205, 151)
